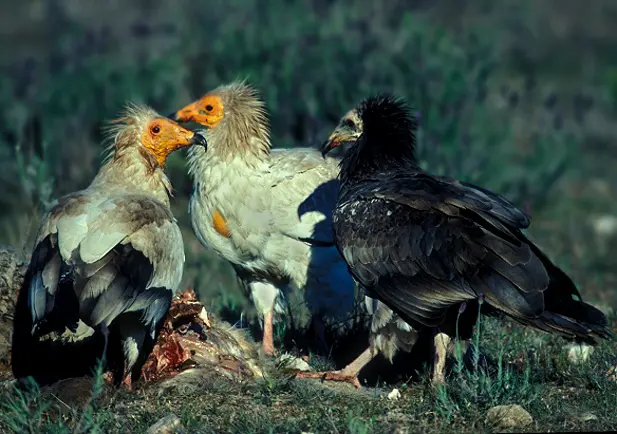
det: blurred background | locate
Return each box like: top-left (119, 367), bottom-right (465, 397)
top-left (0, 0), bottom-right (616, 328)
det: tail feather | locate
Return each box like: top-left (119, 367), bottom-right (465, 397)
top-left (518, 309), bottom-right (611, 345)
top-left (510, 234), bottom-right (612, 343)
top-left (474, 232), bottom-right (612, 344)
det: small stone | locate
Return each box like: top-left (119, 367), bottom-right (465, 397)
top-left (564, 343), bottom-right (594, 365)
top-left (0, 379), bottom-right (16, 392)
top-left (277, 353), bottom-right (312, 372)
top-left (607, 366), bottom-right (617, 381)
top-left (146, 413), bottom-right (185, 434)
top-left (485, 404), bottom-right (533, 430)
top-left (591, 215), bottom-right (617, 237)
top-left (387, 388), bottom-right (401, 401)
top-left (157, 368), bottom-right (210, 396)
top-left (576, 412), bottom-right (598, 422)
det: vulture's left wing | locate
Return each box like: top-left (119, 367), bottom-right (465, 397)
top-left (265, 148), bottom-right (342, 247)
top-left (334, 173), bottom-right (547, 328)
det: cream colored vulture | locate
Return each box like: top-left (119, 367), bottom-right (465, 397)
top-left (11, 104), bottom-right (206, 388)
top-left (171, 82), bottom-right (357, 357)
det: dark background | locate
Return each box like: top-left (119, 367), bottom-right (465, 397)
top-left (1, 0), bottom-right (616, 324)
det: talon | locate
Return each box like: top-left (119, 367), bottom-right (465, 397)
top-left (102, 372), bottom-right (114, 383)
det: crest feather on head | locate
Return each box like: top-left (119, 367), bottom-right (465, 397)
top-left (187, 80), bottom-right (272, 168)
top-left (100, 102), bottom-right (159, 163)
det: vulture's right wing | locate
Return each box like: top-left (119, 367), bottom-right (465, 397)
top-left (28, 192), bottom-right (183, 334)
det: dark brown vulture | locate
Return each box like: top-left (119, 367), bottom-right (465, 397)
top-left (317, 94), bottom-right (611, 385)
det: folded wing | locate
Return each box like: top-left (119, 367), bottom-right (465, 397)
top-left (28, 192), bottom-right (183, 337)
top-left (335, 173), bottom-right (609, 343)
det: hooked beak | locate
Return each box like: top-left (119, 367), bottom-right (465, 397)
top-left (320, 133), bottom-right (341, 158)
top-left (190, 132), bottom-right (208, 149)
top-left (169, 100), bottom-right (201, 124)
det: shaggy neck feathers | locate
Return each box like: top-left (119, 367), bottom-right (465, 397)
top-left (187, 82), bottom-right (272, 177)
top-left (93, 104), bottom-right (173, 206)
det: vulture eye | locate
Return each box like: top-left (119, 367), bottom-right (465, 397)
top-left (343, 118), bottom-right (356, 129)
top-left (205, 104), bottom-right (214, 112)
top-left (151, 125), bottom-right (161, 135)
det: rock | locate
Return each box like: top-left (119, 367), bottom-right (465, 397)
top-left (576, 412), bottom-right (598, 422)
top-left (0, 245), bottom-right (27, 375)
top-left (485, 404), bottom-right (533, 430)
top-left (156, 368), bottom-right (212, 395)
top-left (42, 376), bottom-right (112, 407)
top-left (387, 388), bottom-right (401, 401)
top-left (0, 379), bottom-right (16, 392)
top-left (591, 215), bottom-right (617, 237)
top-left (0, 245), bottom-right (26, 297)
top-left (607, 366), bottom-right (617, 381)
top-left (277, 353), bottom-right (312, 372)
top-left (563, 343), bottom-right (594, 365)
top-left (145, 413), bottom-right (185, 434)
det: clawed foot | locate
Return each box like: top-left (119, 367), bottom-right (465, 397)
top-left (101, 371), bottom-right (133, 391)
top-left (431, 372), bottom-right (446, 388)
top-left (294, 370), bottom-right (361, 389)
top-left (102, 372), bottom-right (114, 384)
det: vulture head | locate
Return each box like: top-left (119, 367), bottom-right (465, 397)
top-left (108, 104), bottom-right (207, 167)
top-left (170, 81), bottom-right (271, 160)
top-left (320, 109), bottom-right (363, 157)
top-left (321, 94), bottom-right (418, 176)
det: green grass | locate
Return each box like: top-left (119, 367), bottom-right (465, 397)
top-left (1, 315), bottom-right (615, 433)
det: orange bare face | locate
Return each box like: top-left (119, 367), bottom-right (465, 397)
top-left (141, 118), bottom-right (207, 166)
top-left (172, 94), bottom-right (225, 128)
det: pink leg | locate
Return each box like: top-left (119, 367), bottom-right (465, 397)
top-left (121, 373), bottom-right (133, 391)
top-left (262, 307), bottom-right (277, 356)
top-left (294, 347), bottom-right (375, 389)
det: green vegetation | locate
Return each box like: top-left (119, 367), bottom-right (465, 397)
top-left (1, 315), bottom-right (616, 433)
top-left (0, 0), bottom-right (616, 432)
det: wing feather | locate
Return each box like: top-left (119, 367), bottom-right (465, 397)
top-left (27, 191), bottom-right (183, 332)
top-left (266, 148), bottom-right (341, 246)
top-left (334, 173), bottom-right (547, 329)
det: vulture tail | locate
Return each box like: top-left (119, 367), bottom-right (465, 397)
top-left (528, 245), bottom-right (611, 344)
top-left (477, 234), bottom-right (611, 345)
top-left (493, 236), bottom-right (613, 345)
